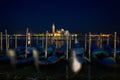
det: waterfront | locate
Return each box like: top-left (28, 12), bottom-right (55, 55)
top-left (0, 30), bottom-right (120, 80)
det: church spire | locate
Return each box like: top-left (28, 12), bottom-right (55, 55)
top-left (52, 23), bottom-right (55, 33)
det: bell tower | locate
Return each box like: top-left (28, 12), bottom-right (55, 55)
top-left (52, 23), bottom-right (55, 33)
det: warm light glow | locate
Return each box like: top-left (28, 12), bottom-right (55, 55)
top-left (102, 34), bottom-right (110, 37)
top-left (7, 49), bottom-right (16, 67)
top-left (27, 33), bottom-right (31, 45)
top-left (52, 24), bottom-right (55, 33)
top-left (7, 49), bottom-right (16, 57)
top-left (33, 49), bottom-right (38, 58)
top-left (75, 38), bottom-right (78, 43)
top-left (28, 40), bottom-right (31, 45)
top-left (71, 51), bottom-right (82, 73)
top-left (75, 34), bottom-right (77, 37)
top-left (64, 30), bottom-right (69, 36)
top-left (61, 28), bottom-right (64, 32)
top-left (54, 33), bottom-right (61, 36)
top-left (27, 33), bottom-right (30, 35)
top-left (33, 49), bottom-right (39, 70)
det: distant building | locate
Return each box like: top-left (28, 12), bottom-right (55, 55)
top-left (52, 23), bottom-right (55, 33)
top-left (34, 23), bottom-right (78, 39)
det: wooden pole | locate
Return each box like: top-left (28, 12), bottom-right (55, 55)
top-left (114, 32), bottom-right (117, 62)
top-left (66, 35), bottom-right (69, 60)
top-left (117, 36), bottom-right (119, 44)
top-left (84, 33), bottom-right (87, 52)
top-left (48, 35), bottom-right (51, 45)
top-left (36, 35), bottom-right (38, 45)
top-left (15, 34), bottom-right (17, 48)
top-left (0, 32), bottom-right (2, 52)
top-left (45, 31), bottom-right (48, 58)
top-left (69, 34), bottom-right (71, 50)
top-left (42, 36), bottom-right (44, 48)
top-left (107, 35), bottom-right (109, 45)
top-left (56, 39), bottom-right (58, 48)
top-left (88, 32), bottom-right (91, 62)
top-left (51, 34), bottom-right (54, 44)
top-left (65, 31), bottom-right (69, 60)
top-left (9, 35), bottom-right (12, 48)
top-left (25, 28), bottom-right (29, 58)
top-left (8, 35), bottom-right (9, 49)
top-left (97, 35), bottom-right (100, 48)
top-left (100, 33), bottom-right (102, 48)
top-left (5, 29), bottom-right (8, 53)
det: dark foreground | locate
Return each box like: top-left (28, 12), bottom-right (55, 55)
top-left (0, 61), bottom-right (120, 80)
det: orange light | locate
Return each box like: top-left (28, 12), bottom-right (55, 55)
top-left (27, 33), bottom-right (30, 35)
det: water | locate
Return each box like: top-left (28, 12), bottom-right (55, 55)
top-left (0, 62), bottom-right (120, 80)
top-left (0, 36), bottom-right (120, 80)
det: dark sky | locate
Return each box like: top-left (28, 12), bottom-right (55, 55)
top-left (0, 0), bottom-right (120, 34)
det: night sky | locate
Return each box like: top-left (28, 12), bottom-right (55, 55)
top-left (0, 0), bottom-right (120, 34)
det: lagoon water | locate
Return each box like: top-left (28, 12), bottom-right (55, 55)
top-left (0, 62), bottom-right (120, 80)
top-left (0, 36), bottom-right (120, 80)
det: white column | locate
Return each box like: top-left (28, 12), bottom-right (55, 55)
top-left (65, 31), bottom-right (69, 60)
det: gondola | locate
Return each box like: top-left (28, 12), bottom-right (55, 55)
top-left (14, 43), bottom-right (56, 67)
top-left (55, 42), bottom-right (67, 57)
top-left (0, 49), bottom-right (13, 64)
top-left (91, 43), bottom-right (115, 67)
top-left (0, 46), bottom-right (29, 64)
top-left (33, 42), bottom-right (67, 68)
top-left (69, 39), bottom-right (85, 72)
top-left (70, 39), bottom-right (85, 62)
top-left (102, 42), bottom-right (120, 56)
top-left (103, 42), bottom-right (120, 63)
top-left (0, 42), bottom-right (42, 66)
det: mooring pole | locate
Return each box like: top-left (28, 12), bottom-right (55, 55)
top-left (0, 32), bottom-right (2, 52)
top-left (100, 33), bottom-right (102, 48)
top-left (69, 34), bottom-right (71, 50)
top-left (84, 33), bottom-right (87, 52)
top-left (8, 35), bottom-right (9, 49)
top-left (5, 29), bottom-right (8, 53)
top-left (15, 34), bottom-right (17, 48)
top-left (97, 35), bottom-right (100, 48)
top-left (65, 31), bottom-right (69, 60)
top-left (88, 32), bottom-right (91, 62)
top-left (114, 32), bottom-right (117, 62)
top-left (25, 28), bottom-right (29, 58)
top-left (45, 31), bottom-right (48, 58)
top-left (107, 34), bottom-right (109, 45)
top-left (36, 35), bottom-right (38, 45)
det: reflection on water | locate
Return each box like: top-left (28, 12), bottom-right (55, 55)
top-left (7, 49), bottom-right (16, 67)
top-left (88, 64), bottom-right (91, 80)
top-left (0, 62), bottom-right (120, 80)
top-left (33, 49), bottom-right (39, 71)
top-left (71, 51), bottom-right (82, 73)
top-left (1, 37), bottom-right (120, 80)
top-left (66, 65), bottom-right (68, 80)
